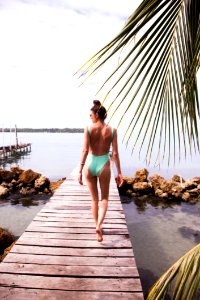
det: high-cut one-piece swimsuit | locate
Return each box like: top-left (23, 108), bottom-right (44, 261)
top-left (87, 126), bottom-right (114, 176)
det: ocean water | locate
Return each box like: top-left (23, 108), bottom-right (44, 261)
top-left (1, 132), bottom-right (199, 180)
top-left (0, 132), bottom-right (200, 297)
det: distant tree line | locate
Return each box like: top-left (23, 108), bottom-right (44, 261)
top-left (0, 128), bottom-right (84, 133)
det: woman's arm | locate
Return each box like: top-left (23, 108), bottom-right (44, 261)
top-left (112, 129), bottom-right (123, 187)
top-left (78, 127), bottom-right (89, 185)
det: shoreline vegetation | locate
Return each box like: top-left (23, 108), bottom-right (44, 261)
top-left (0, 128), bottom-right (84, 133)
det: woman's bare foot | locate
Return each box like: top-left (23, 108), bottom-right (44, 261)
top-left (96, 227), bottom-right (103, 242)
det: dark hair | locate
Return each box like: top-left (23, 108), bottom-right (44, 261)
top-left (91, 100), bottom-right (107, 120)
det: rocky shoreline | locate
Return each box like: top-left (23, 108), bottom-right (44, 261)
top-left (0, 167), bottom-right (65, 199)
top-left (0, 167), bottom-right (199, 262)
top-left (0, 167), bottom-right (65, 262)
top-left (119, 169), bottom-right (200, 204)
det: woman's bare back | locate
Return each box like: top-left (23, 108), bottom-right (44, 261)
top-left (89, 125), bottom-right (113, 155)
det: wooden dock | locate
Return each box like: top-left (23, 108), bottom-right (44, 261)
top-left (0, 169), bottom-right (143, 299)
top-left (0, 143), bottom-right (31, 160)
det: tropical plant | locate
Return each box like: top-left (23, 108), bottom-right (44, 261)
top-left (77, 0), bottom-right (200, 165)
top-left (146, 243), bottom-right (200, 300)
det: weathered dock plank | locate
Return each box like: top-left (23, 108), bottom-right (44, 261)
top-left (0, 288), bottom-right (144, 300)
top-left (0, 168), bottom-right (143, 299)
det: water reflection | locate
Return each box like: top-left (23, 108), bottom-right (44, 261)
top-left (121, 196), bottom-right (200, 299)
top-left (0, 150), bottom-right (31, 169)
top-left (10, 197), bottom-right (39, 207)
top-left (179, 226), bottom-right (200, 243)
top-left (120, 194), bottom-right (181, 212)
top-left (7, 194), bottom-right (50, 207)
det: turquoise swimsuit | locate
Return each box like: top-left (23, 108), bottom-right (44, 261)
top-left (87, 126), bottom-right (114, 176)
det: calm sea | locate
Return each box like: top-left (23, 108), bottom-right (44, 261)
top-left (1, 132), bottom-right (199, 180)
top-left (0, 132), bottom-right (200, 297)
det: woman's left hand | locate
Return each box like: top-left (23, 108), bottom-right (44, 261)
top-left (116, 174), bottom-right (123, 187)
top-left (78, 172), bottom-right (83, 185)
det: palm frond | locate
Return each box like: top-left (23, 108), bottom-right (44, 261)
top-left (147, 243), bottom-right (200, 300)
top-left (77, 0), bottom-right (200, 164)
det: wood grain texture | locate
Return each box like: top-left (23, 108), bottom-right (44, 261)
top-left (0, 168), bottom-right (144, 299)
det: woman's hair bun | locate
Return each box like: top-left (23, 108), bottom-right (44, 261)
top-left (91, 100), bottom-right (107, 120)
top-left (93, 100), bottom-right (101, 106)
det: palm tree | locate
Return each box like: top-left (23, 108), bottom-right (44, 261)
top-left (77, 0), bottom-right (200, 165)
top-left (146, 243), bottom-right (200, 300)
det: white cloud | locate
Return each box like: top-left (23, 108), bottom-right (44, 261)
top-left (0, 1), bottom-right (140, 128)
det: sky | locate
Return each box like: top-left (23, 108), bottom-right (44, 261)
top-left (0, 0), bottom-right (141, 129)
top-left (0, 0), bottom-right (199, 170)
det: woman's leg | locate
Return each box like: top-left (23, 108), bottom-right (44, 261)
top-left (97, 161), bottom-right (111, 236)
top-left (84, 167), bottom-right (99, 226)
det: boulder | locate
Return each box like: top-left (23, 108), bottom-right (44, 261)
top-left (171, 175), bottom-right (185, 183)
top-left (50, 178), bottom-right (65, 192)
top-left (149, 174), bottom-right (166, 190)
top-left (155, 188), bottom-right (168, 198)
top-left (34, 175), bottom-right (50, 191)
top-left (0, 227), bottom-right (15, 255)
top-left (11, 166), bottom-right (24, 176)
top-left (191, 177), bottom-right (200, 185)
top-left (0, 241), bottom-right (16, 262)
top-left (133, 182), bottom-right (151, 193)
top-left (171, 185), bottom-right (184, 198)
top-left (134, 168), bottom-right (149, 182)
top-left (0, 186), bottom-right (9, 198)
top-left (182, 192), bottom-right (190, 202)
top-left (126, 189), bottom-right (133, 196)
top-left (188, 188), bottom-right (200, 197)
top-left (19, 169), bottom-right (41, 185)
top-left (19, 187), bottom-right (36, 196)
top-left (122, 176), bottom-right (135, 185)
top-left (0, 169), bottom-right (16, 183)
top-left (160, 181), bottom-right (179, 194)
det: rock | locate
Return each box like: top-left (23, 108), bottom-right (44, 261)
top-left (19, 187), bottom-right (36, 195)
top-left (131, 192), bottom-right (138, 197)
top-left (160, 181), bottom-right (179, 194)
top-left (181, 179), bottom-right (198, 190)
top-left (171, 185), bottom-right (184, 198)
top-left (0, 169), bottom-right (16, 183)
top-left (182, 192), bottom-right (190, 202)
top-left (11, 179), bottom-right (17, 186)
top-left (0, 186), bottom-right (9, 198)
top-left (0, 241), bottom-right (16, 262)
top-left (171, 175), bottom-right (185, 183)
top-left (50, 178), bottom-right (65, 192)
top-left (133, 182), bottom-right (151, 193)
top-left (122, 176), bottom-right (135, 185)
top-left (34, 175), bottom-right (50, 191)
top-left (149, 174), bottom-right (166, 190)
top-left (0, 227), bottom-right (15, 255)
top-left (10, 166), bottom-right (24, 176)
top-left (155, 188), bottom-right (168, 198)
top-left (188, 188), bottom-right (200, 197)
top-left (126, 189), bottom-right (133, 196)
top-left (137, 195), bottom-right (148, 201)
top-left (159, 192), bottom-right (168, 198)
top-left (191, 177), bottom-right (200, 185)
top-left (19, 169), bottom-right (41, 185)
top-left (134, 168), bottom-right (149, 182)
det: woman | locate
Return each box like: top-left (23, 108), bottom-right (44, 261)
top-left (78, 100), bottom-right (123, 242)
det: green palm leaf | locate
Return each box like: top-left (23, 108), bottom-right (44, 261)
top-left (146, 243), bottom-right (200, 300)
top-left (77, 0), bottom-right (200, 164)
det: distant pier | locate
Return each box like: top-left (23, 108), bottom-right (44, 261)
top-left (0, 143), bottom-right (31, 160)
